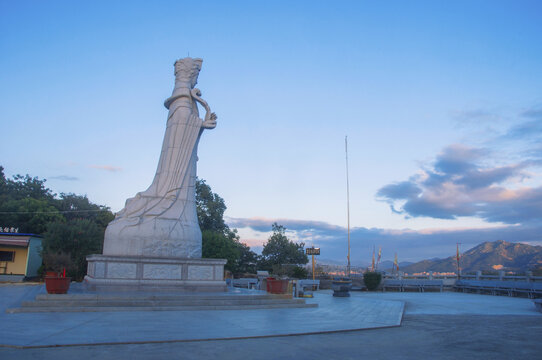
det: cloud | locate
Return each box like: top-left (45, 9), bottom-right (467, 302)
top-left (226, 216), bottom-right (542, 263)
top-left (501, 105), bottom-right (542, 141)
top-left (377, 144), bottom-right (540, 225)
top-left (49, 175), bottom-right (79, 181)
top-left (505, 120), bottom-right (542, 140)
top-left (227, 217), bottom-right (344, 242)
top-left (89, 165), bottom-right (122, 172)
top-left (377, 181), bottom-right (421, 200)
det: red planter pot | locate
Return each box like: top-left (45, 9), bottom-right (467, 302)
top-left (266, 279), bottom-right (289, 294)
top-left (45, 276), bottom-right (71, 294)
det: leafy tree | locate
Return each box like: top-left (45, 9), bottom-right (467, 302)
top-left (235, 241), bottom-right (259, 274)
top-left (55, 193), bottom-right (114, 228)
top-left (43, 219), bottom-right (104, 280)
top-left (197, 178), bottom-right (258, 275)
top-left (202, 230), bottom-right (239, 270)
top-left (292, 266), bottom-right (308, 279)
top-left (0, 197), bottom-right (64, 234)
top-left (0, 168), bottom-right (61, 233)
top-left (196, 179), bottom-right (227, 233)
top-left (0, 166), bottom-right (114, 280)
top-left (260, 223), bottom-right (308, 273)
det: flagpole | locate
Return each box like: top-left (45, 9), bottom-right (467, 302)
top-left (371, 245), bottom-right (375, 272)
top-left (345, 136), bottom-right (351, 277)
top-left (456, 243), bottom-right (461, 279)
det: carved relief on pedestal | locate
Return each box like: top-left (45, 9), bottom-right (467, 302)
top-left (143, 264), bottom-right (183, 280)
top-left (187, 265), bottom-right (213, 280)
top-left (94, 262), bottom-right (106, 278)
top-left (107, 263), bottom-right (137, 279)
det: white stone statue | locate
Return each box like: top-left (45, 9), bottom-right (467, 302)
top-left (103, 57), bottom-right (216, 258)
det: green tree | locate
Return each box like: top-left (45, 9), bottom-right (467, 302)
top-left (196, 179), bottom-right (227, 233)
top-left (202, 230), bottom-right (240, 272)
top-left (55, 193), bottom-right (114, 228)
top-left (43, 219), bottom-right (104, 280)
top-left (260, 223), bottom-right (308, 273)
top-left (0, 167), bottom-right (62, 233)
top-left (197, 178), bottom-right (258, 274)
top-left (0, 166), bottom-right (115, 280)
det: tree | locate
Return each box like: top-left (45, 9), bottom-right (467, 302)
top-left (55, 193), bottom-right (114, 228)
top-left (0, 166), bottom-right (115, 280)
top-left (43, 219), bottom-right (104, 280)
top-left (260, 223), bottom-right (308, 273)
top-left (196, 178), bottom-right (258, 274)
top-left (196, 179), bottom-right (227, 233)
top-left (0, 168), bottom-right (61, 234)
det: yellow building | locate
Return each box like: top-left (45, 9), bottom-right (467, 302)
top-left (0, 233), bottom-right (43, 282)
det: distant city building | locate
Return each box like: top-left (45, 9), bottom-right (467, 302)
top-left (0, 232), bottom-right (43, 282)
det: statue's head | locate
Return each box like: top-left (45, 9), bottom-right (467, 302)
top-left (174, 57), bottom-right (203, 88)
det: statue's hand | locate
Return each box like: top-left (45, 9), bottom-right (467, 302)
top-left (202, 112), bottom-right (217, 129)
top-left (192, 88), bottom-right (202, 97)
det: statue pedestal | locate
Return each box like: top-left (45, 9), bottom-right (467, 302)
top-left (84, 254), bottom-right (227, 292)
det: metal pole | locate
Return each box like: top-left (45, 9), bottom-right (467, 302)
top-left (312, 254), bottom-right (315, 281)
top-left (345, 136), bottom-right (351, 277)
top-left (456, 243), bottom-right (461, 279)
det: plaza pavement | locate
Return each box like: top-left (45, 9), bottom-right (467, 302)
top-left (1, 283), bottom-right (541, 359)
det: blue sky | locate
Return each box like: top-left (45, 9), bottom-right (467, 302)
top-left (1, 1), bottom-right (541, 264)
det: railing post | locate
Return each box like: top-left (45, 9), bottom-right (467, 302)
top-left (526, 271), bottom-right (533, 283)
top-left (499, 271), bottom-right (505, 281)
top-left (429, 271), bottom-right (433, 280)
top-left (476, 271), bottom-right (481, 280)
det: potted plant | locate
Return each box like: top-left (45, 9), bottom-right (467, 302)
top-left (43, 252), bottom-right (73, 294)
top-left (363, 271), bottom-right (382, 291)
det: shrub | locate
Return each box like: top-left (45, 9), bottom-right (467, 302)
top-left (42, 251), bottom-right (74, 274)
top-left (363, 271), bottom-right (382, 291)
top-left (291, 266), bottom-right (308, 279)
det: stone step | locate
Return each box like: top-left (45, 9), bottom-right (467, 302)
top-left (20, 298), bottom-right (307, 307)
top-left (7, 302), bottom-right (318, 313)
top-left (6, 291), bottom-right (316, 313)
top-left (34, 293), bottom-right (291, 301)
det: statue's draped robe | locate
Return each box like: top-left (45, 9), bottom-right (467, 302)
top-left (103, 89), bottom-right (203, 258)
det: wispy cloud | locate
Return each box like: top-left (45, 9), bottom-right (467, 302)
top-left (49, 175), bottom-right (79, 181)
top-left (500, 105), bottom-right (542, 141)
top-left (89, 165), bottom-right (122, 172)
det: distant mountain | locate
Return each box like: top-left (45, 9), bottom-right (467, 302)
top-left (379, 260), bottom-right (414, 271)
top-left (401, 240), bottom-right (542, 274)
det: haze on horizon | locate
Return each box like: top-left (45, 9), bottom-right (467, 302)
top-left (1, 0), bottom-right (541, 264)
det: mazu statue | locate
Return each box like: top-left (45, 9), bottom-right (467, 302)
top-left (103, 57), bottom-right (216, 258)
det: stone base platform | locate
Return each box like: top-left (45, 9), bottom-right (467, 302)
top-left (7, 292), bottom-right (317, 313)
top-left (84, 254), bottom-right (227, 292)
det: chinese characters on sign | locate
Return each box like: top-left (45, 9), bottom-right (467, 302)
top-left (0, 227), bottom-right (19, 233)
top-left (306, 247), bottom-right (320, 255)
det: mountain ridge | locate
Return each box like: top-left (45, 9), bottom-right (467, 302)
top-left (400, 240), bottom-right (542, 274)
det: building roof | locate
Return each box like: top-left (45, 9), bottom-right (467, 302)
top-left (0, 234), bottom-right (42, 248)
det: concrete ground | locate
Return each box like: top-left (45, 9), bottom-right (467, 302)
top-left (1, 284), bottom-right (541, 359)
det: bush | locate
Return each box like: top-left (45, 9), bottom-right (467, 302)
top-left (291, 266), bottom-right (308, 279)
top-left (363, 271), bottom-right (382, 291)
top-left (42, 251), bottom-right (74, 274)
top-left (43, 219), bottom-right (103, 281)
